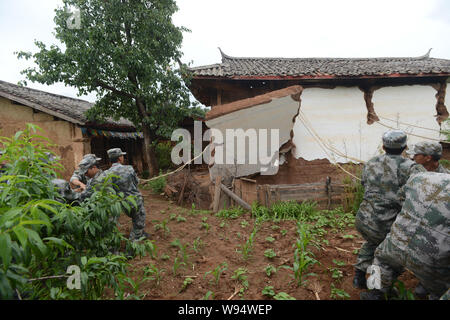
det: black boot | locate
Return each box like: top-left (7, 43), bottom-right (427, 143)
top-left (360, 289), bottom-right (385, 300)
top-left (353, 269), bottom-right (368, 289)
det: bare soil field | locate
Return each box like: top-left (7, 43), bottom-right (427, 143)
top-left (115, 189), bottom-right (419, 300)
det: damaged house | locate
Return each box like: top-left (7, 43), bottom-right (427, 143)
top-left (0, 80), bottom-right (145, 180)
top-left (188, 49), bottom-right (450, 209)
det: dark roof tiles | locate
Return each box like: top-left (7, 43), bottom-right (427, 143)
top-left (191, 50), bottom-right (450, 79)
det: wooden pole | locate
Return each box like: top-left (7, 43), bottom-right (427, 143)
top-left (213, 176), bottom-right (222, 213)
top-left (220, 183), bottom-right (252, 211)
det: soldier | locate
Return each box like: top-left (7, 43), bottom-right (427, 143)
top-left (406, 141), bottom-right (449, 174)
top-left (70, 154), bottom-right (102, 192)
top-left (104, 148), bottom-right (149, 241)
top-left (78, 156), bottom-right (104, 201)
top-left (361, 172), bottom-right (449, 300)
top-left (353, 130), bottom-right (426, 289)
top-left (52, 178), bottom-right (81, 204)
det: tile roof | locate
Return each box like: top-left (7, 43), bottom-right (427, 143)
top-left (191, 49), bottom-right (450, 79)
top-left (0, 80), bottom-right (135, 129)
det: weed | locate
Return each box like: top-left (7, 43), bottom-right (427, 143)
top-left (280, 229), bottom-right (287, 236)
top-left (202, 291), bottom-right (215, 300)
top-left (219, 221), bottom-right (226, 228)
top-left (391, 280), bottom-right (415, 300)
top-left (147, 173), bottom-right (166, 194)
top-left (201, 222), bottom-right (210, 233)
top-left (160, 254), bottom-right (170, 261)
top-left (330, 283), bottom-right (350, 300)
top-left (231, 267), bottom-right (249, 296)
top-left (240, 220), bottom-right (249, 228)
top-left (328, 267), bottom-right (344, 281)
top-left (271, 225), bottom-right (280, 231)
top-left (154, 219), bottom-right (170, 236)
top-left (192, 236), bottom-right (203, 253)
top-left (180, 277), bottom-right (194, 292)
top-left (274, 292), bottom-right (296, 300)
top-left (264, 249), bottom-right (277, 260)
top-left (265, 236), bottom-right (275, 243)
top-left (332, 259), bottom-right (346, 267)
top-left (265, 265), bottom-right (277, 277)
top-left (169, 213), bottom-right (177, 221)
top-left (262, 286), bottom-right (275, 298)
top-left (215, 207), bottom-right (245, 219)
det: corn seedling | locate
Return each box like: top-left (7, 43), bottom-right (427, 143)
top-left (237, 223), bottom-right (258, 260)
top-left (192, 236), bottom-right (203, 253)
top-left (288, 222), bottom-right (318, 287)
top-left (172, 257), bottom-right (186, 276)
top-left (204, 262), bottom-right (228, 285)
top-left (154, 219), bottom-right (170, 236)
top-left (143, 263), bottom-right (165, 286)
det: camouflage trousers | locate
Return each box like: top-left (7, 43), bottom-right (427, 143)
top-left (354, 200), bottom-right (400, 272)
top-left (373, 237), bottom-right (450, 299)
top-left (125, 196), bottom-right (147, 241)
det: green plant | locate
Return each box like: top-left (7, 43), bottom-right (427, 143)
top-left (215, 207), bottom-right (245, 219)
top-left (202, 291), bottom-right (215, 300)
top-left (154, 219), bottom-right (170, 236)
top-left (289, 222), bottom-right (318, 287)
top-left (204, 262), bottom-right (228, 285)
top-left (264, 249), bottom-right (277, 260)
top-left (155, 141), bottom-right (173, 171)
top-left (262, 286), bottom-right (275, 298)
top-left (192, 236), bottom-right (203, 253)
top-left (237, 223), bottom-right (258, 261)
top-left (176, 215), bottom-right (186, 223)
top-left (231, 267), bottom-right (249, 296)
top-left (160, 254), bottom-right (170, 261)
top-left (328, 267), bottom-right (344, 281)
top-left (0, 124), bottom-right (146, 299)
top-left (265, 236), bottom-right (275, 243)
top-left (391, 280), bottom-right (415, 300)
top-left (274, 292), bottom-right (296, 300)
top-left (172, 257), bottom-right (186, 276)
top-left (180, 277), bottom-right (194, 292)
top-left (265, 265), bottom-right (277, 277)
top-left (143, 264), bottom-right (165, 286)
top-left (332, 259), bottom-right (346, 267)
top-left (201, 221), bottom-right (210, 233)
top-left (240, 220), bottom-right (249, 228)
top-left (330, 283), bottom-right (350, 300)
top-left (169, 213), bottom-right (177, 220)
top-left (147, 171), bottom-right (166, 194)
top-left (280, 229), bottom-right (287, 236)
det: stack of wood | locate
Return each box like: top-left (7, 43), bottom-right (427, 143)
top-left (164, 168), bottom-right (212, 209)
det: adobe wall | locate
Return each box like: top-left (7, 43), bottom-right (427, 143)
top-left (0, 97), bottom-right (88, 180)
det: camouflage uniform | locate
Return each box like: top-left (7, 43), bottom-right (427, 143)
top-left (105, 148), bottom-right (147, 241)
top-left (354, 130), bottom-right (426, 272)
top-left (372, 172), bottom-right (450, 299)
top-left (70, 154), bottom-right (102, 188)
top-left (406, 141), bottom-right (449, 174)
top-left (79, 169), bottom-right (105, 201)
top-left (52, 178), bottom-right (81, 204)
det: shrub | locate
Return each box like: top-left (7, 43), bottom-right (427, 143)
top-left (147, 171), bottom-right (166, 194)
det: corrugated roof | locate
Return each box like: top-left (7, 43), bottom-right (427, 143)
top-left (0, 80), bottom-right (135, 129)
top-left (191, 49), bottom-right (450, 79)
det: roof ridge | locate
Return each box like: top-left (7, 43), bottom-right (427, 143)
top-left (0, 80), bottom-right (92, 105)
top-left (217, 48), bottom-right (436, 61)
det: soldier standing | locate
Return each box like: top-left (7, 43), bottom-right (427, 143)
top-left (104, 148), bottom-right (148, 241)
top-left (361, 172), bottom-right (450, 300)
top-left (353, 130), bottom-right (426, 289)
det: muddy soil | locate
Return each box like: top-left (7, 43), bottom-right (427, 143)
top-left (115, 189), bottom-right (419, 300)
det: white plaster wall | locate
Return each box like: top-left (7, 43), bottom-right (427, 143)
top-left (206, 95), bottom-right (299, 178)
top-left (293, 85), bottom-right (440, 163)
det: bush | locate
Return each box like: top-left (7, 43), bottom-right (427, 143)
top-left (147, 171), bottom-right (166, 194)
top-left (0, 124), bottom-right (152, 299)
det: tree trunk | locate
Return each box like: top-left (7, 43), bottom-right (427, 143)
top-left (142, 125), bottom-right (159, 177)
top-left (136, 98), bottom-right (159, 177)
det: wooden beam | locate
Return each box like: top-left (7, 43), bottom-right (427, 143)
top-left (213, 176), bottom-right (222, 213)
top-left (220, 183), bottom-right (252, 211)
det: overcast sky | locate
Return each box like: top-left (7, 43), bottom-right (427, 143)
top-left (1, 0), bottom-right (449, 102)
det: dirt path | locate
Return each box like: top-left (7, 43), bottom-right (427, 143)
top-left (116, 189), bottom-right (419, 300)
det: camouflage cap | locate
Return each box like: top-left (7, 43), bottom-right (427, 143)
top-left (83, 153), bottom-right (102, 162)
top-left (107, 148), bottom-right (126, 159)
top-left (78, 156), bottom-right (99, 174)
top-left (382, 130), bottom-right (407, 149)
top-left (406, 141), bottom-right (442, 158)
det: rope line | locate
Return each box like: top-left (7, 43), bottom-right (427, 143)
top-left (374, 120), bottom-right (450, 144)
top-left (372, 113), bottom-right (444, 133)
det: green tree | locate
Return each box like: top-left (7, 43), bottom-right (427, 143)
top-left (16, 0), bottom-right (201, 176)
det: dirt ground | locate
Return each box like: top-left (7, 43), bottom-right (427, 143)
top-left (116, 188), bottom-right (420, 300)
